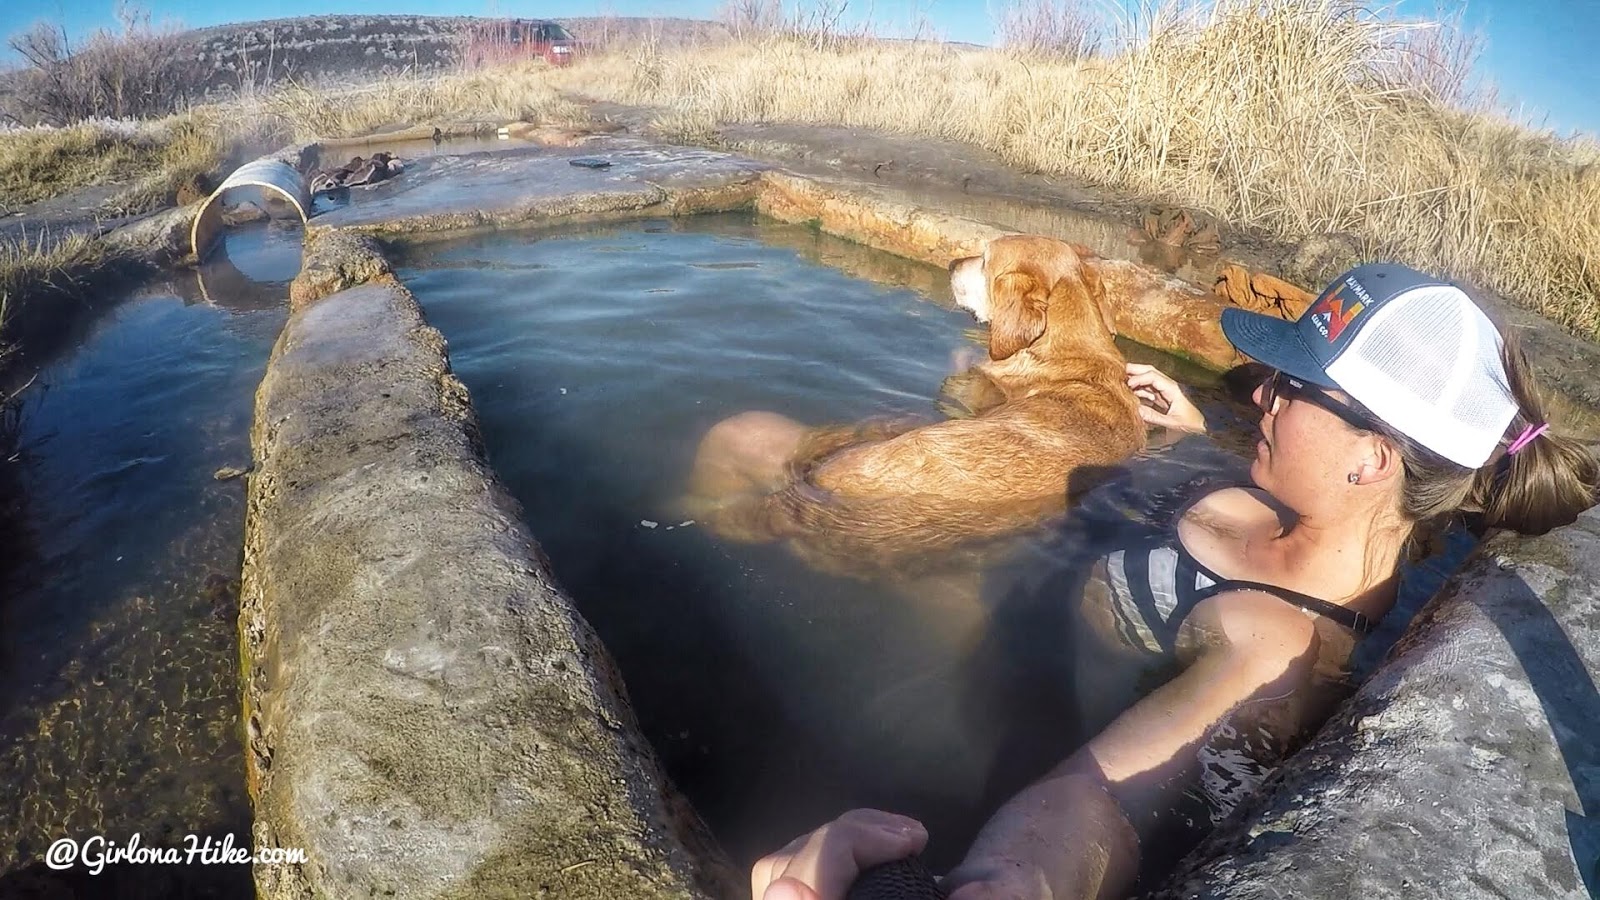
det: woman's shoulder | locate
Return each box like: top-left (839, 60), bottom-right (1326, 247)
top-left (1191, 587), bottom-right (1323, 653)
top-left (1181, 484), bottom-right (1286, 537)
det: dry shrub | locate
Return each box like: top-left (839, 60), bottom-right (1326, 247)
top-left (718, 0), bottom-right (870, 51)
top-left (550, 0), bottom-right (1600, 340)
top-left (721, 0), bottom-right (786, 40)
top-left (996, 0), bottom-right (1103, 58)
top-left (5, 4), bottom-right (207, 126)
top-left (1371, 3), bottom-right (1491, 111)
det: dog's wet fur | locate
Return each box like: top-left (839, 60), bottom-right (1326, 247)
top-left (687, 236), bottom-right (1148, 579)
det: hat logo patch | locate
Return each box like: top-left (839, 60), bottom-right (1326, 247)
top-left (1309, 282), bottom-right (1365, 342)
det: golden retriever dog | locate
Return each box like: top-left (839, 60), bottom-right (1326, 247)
top-left (685, 235), bottom-right (1146, 578)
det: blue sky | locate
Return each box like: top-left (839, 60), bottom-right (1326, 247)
top-left (3, 0), bottom-right (1597, 137)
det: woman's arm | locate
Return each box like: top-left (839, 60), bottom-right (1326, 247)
top-left (944, 591), bottom-right (1322, 900)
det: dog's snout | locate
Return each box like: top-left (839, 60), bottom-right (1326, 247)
top-left (948, 256), bottom-right (989, 321)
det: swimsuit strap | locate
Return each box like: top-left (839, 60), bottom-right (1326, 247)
top-left (1172, 483), bottom-right (1376, 637)
top-left (1196, 578), bottom-right (1375, 636)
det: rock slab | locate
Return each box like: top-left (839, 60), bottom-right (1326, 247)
top-left (1156, 508), bottom-right (1600, 899)
top-left (239, 280), bottom-right (734, 899)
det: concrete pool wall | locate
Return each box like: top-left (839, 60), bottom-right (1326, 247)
top-left (225, 138), bottom-right (1599, 898)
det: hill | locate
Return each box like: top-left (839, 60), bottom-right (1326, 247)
top-left (180, 14), bottom-right (727, 97)
top-left (0, 15), bottom-right (727, 122)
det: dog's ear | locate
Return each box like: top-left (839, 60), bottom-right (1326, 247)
top-left (989, 271), bottom-right (1048, 360)
top-left (1082, 259), bottom-right (1117, 336)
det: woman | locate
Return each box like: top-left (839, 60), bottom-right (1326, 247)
top-left (751, 263), bottom-right (1600, 900)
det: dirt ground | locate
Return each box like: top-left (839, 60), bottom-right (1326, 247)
top-left (0, 182), bottom-right (138, 246)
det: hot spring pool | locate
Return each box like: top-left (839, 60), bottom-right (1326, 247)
top-left (396, 213), bottom-right (1285, 871)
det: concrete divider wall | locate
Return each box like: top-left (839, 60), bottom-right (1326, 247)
top-left (755, 172), bottom-right (1243, 370)
top-left (239, 278), bottom-right (736, 899)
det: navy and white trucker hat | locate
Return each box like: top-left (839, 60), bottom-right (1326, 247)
top-left (1220, 263), bottom-right (1518, 468)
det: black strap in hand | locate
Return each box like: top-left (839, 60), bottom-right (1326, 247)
top-left (845, 856), bottom-right (947, 900)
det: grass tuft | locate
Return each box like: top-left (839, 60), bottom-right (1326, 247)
top-left (0, 114), bottom-right (229, 215)
top-left (233, 65), bottom-right (592, 143)
top-left (0, 229), bottom-right (145, 365)
top-left (0, 123), bottom-right (150, 210)
top-left (649, 107), bottom-right (721, 146)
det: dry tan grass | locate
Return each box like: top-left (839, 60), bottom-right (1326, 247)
top-left (231, 64), bottom-right (593, 143)
top-left (0, 123), bottom-right (150, 209)
top-left (0, 228), bottom-right (143, 363)
top-left (0, 114), bottom-right (229, 214)
top-left (546, 0), bottom-right (1600, 341)
top-left (0, 62), bottom-right (587, 216)
top-left (0, 64), bottom-right (583, 217)
top-left (105, 115), bottom-right (232, 214)
top-left (648, 107), bottom-right (722, 145)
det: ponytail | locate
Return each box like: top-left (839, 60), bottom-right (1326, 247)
top-left (1368, 335), bottom-right (1599, 541)
top-left (1467, 337), bottom-right (1600, 535)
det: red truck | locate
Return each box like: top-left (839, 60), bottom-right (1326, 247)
top-left (462, 19), bottom-right (583, 69)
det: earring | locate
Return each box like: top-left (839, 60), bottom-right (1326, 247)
top-left (1347, 472), bottom-right (1360, 484)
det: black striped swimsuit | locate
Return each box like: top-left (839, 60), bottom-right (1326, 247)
top-left (1101, 522), bottom-right (1375, 656)
top-left (1092, 498), bottom-right (1374, 838)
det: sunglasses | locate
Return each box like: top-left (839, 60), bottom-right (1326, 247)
top-left (1260, 371), bottom-right (1379, 432)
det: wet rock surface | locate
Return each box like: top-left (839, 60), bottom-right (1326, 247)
top-left (289, 228), bottom-right (394, 309)
top-left (0, 183), bottom-right (135, 245)
top-left (104, 202), bottom-right (203, 264)
top-left (1154, 509), bottom-right (1600, 899)
top-left (240, 280), bottom-right (735, 899)
top-left (307, 138), bottom-right (766, 237)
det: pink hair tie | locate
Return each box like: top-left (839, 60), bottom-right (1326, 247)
top-left (1507, 422), bottom-right (1549, 456)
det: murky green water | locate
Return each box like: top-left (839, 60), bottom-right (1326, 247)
top-left (397, 213), bottom-right (1269, 871)
top-left (0, 223), bottom-right (294, 898)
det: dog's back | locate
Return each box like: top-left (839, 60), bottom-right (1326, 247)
top-left (757, 357), bottom-right (1144, 576)
top-left (692, 237), bottom-right (1149, 579)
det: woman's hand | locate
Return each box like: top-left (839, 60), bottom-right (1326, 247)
top-left (1126, 363), bottom-right (1207, 434)
top-left (752, 809), bottom-right (930, 900)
